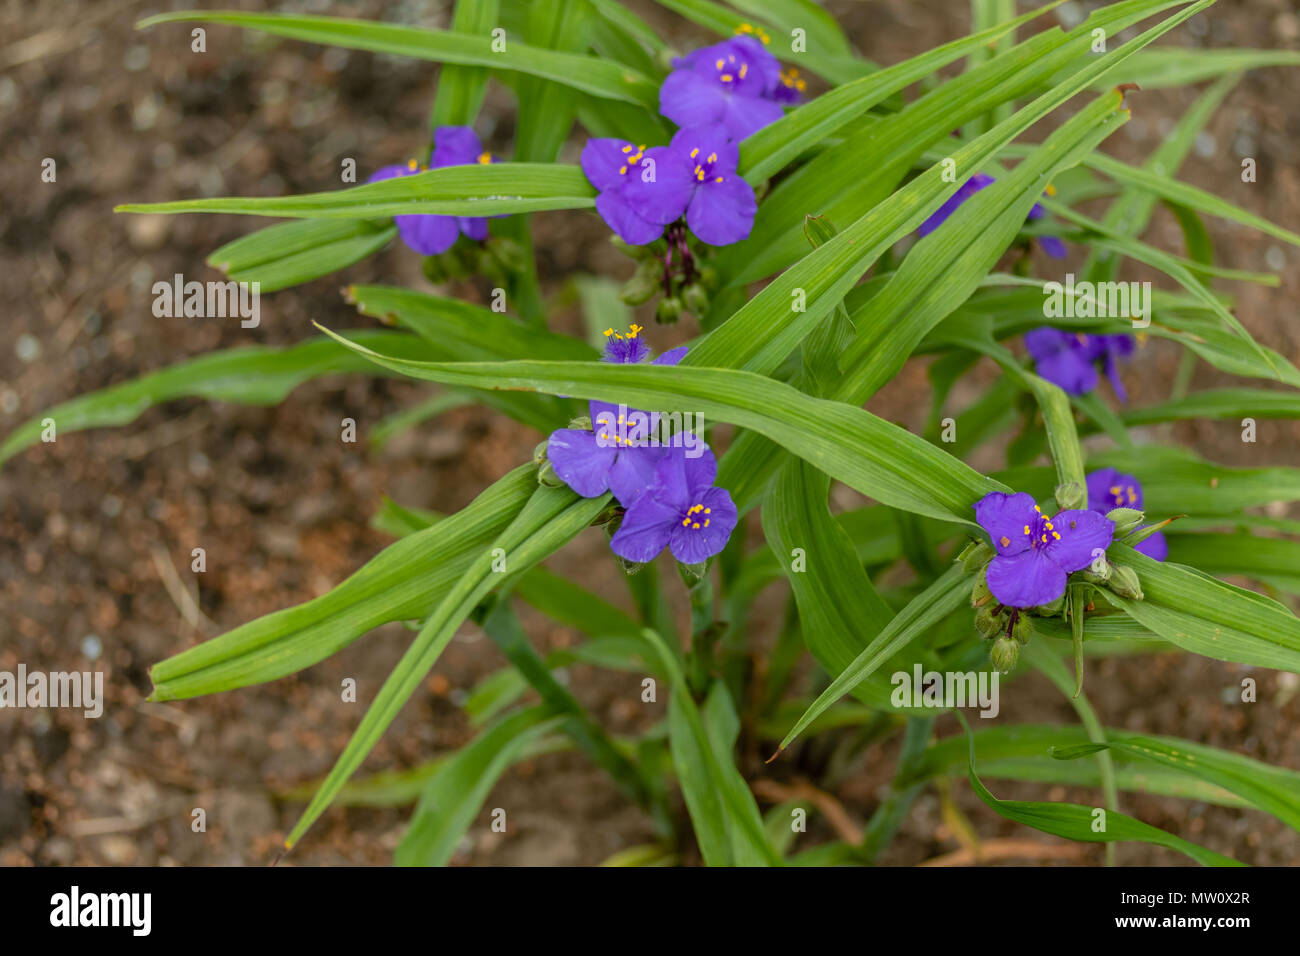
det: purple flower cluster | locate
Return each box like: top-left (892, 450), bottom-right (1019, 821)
top-left (974, 491), bottom-right (1115, 608)
top-left (369, 126), bottom-right (497, 256)
top-left (918, 173), bottom-right (1066, 259)
top-left (582, 25), bottom-right (801, 248)
top-left (1086, 468), bottom-right (1168, 561)
top-left (546, 328), bottom-right (737, 565)
top-left (1025, 329), bottom-right (1135, 400)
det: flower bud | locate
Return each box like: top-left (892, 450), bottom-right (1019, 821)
top-left (974, 605), bottom-right (1003, 640)
top-left (567, 415), bottom-right (591, 431)
top-left (990, 636), bottom-right (1019, 673)
top-left (962, 541), bottom-right (995, 574)
top-left (682, 282), bottom-right (709, 317)
top-left (1009, 612), bottom-right (1035, 645)
top-left (619, 262), bottom-right (660, 306)
top-left (1105, 507), bottom-right (1145, 537)
top-left (655, 295), bottom-right (683, 325)
top-left (533, 440), bottom-right (549, 465)
top-left (537, 460), bottom-right (566, 489)
top-left (698, 265), bottom-right (719, 290)
top-left (970, 570), bottom-right (994, 608)
top-left (677, 560), bottom-right (708, 587)
top-left (1054, 480), bottom-right (1086, 511)
top-left (484, 237), bottom-right (527, 273)
top-left (1107, 564), bottom-right (1144, 600)
top-left (1079, 560), bottom-right (1112, 585)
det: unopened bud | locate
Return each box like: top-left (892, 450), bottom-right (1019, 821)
top-left (655, 295), bottom-right (683, 325)
top-left (974, 605), bottom-right (1003, 640)
top-left (682, 282), bottom-right (709, 316)
top-left (963, 541), bottom-right (995, 574)
top-left (533, 440), bottom-right (549, 465)
top-left (567, 415), bottom-right (591, 431)
top-left (620, 262), bottom-right (659, 306)
top-left (677, 560), bottom-right (708, 587)
top-left (1107, 564), bottom-right (1144, 600)
top-left (1030, 595), bottom-right (1063, 617)
top-left (537, 460), bottom-right (566, 488)
top-left (990, 636), bottom-right (1019, 673)
top-left (1054, 480), bottom-right (1086, 511)
top-left (1009, 612), bottom-right (1035, 645)
top-left (698, 265), bottom-right (719, 290)
top-left (1105, 507), bottom-right (1145, 537)
top-left (1079, 561), bottom-right (1112, 585)
top-left (970, 569), bottom-right (994, 607)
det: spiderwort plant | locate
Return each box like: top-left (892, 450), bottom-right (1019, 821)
top-left (31, 1), bottom-right (1300, 869)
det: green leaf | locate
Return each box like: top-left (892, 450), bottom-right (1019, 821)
top-left (207, 219), bottom-right (396, 292)
top-left (150, 464), bottom-right (538, 701)
top-left (117, 162), bottom-right (596, 219)
top-left (777, 564), bottom-right (974, 751)
top-left (0, 331), bottom-right (433, 469)
top-left (642, 629), bottom-right (780, 866)
top-left (395, 706), bottom-right (565, 865)
top-left (137, 11), bottom-right (658, 105)
top-left (1086, 47), bottom-right (1300, 89)
top-left (285, 484), bottom-right (609, 849)
top-left (430, 0), bottom-right (501, 127)
top-left (962, 719), bottom-right (1244, 866)
top-left (1103, 542), bottom-right (1300, 673)
top-left (308, 337), bottom-right (1009, 527)
top-left (1052, 734), bottom-right (1300, 833)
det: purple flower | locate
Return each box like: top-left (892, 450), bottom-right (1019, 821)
top-left (368, 126), bottom-right (496, 256)
top-left (581, 139), bottom-right (665, 246)
top-left (1025, 328), bottom-right (1135, 400)
top-left (770, 67), bottom-right (807, 104)
top-left (1086, 468), bottom-right (1167, 561)
top-left (546, 331), bottom-right (687, 506)
top-left (620, 127), bottom-right (757, 246)
top-left (974, 491), bottom-right (1115, 608)
top-left (918, 173), bottom-right (1065, 258)
top-left (660, 35), bottom-right (785, 140)
top-left (610, 445), bottom-right (739, 564)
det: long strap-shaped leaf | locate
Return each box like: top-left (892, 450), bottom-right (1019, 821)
top-left (285, 484), bottom-right (608, 849)
top-left (136, 11), bottom-right (658, 105)
top-left (309, 337), bottom-right (1009, 527)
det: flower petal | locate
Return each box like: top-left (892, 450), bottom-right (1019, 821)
top-left (973, 491), bottom-right (1038, 556)
top-left (581, 138), bottom-right (641, 191)
top-left (546, 428), bottom-right (616, 497)
top-left (654, 345), bottom-right (689, 366)
top-left (607, 445), bottom-right (668, 507)
top-left (395, 213), bottom-right (460, 256)
top-left (595, 190), bottom-right (664, 245)
top-left (718, 92), bottom-right (783, 140)
top-left (917, 174), bottom-right (994, 237)
top-left (1038, 235), bottom-right (1068, 259)
top-left (668, 485), bottom-right (737, 563)
top-left (985, 549), bottom-right (1067, 608)
top-left (609, 494), bottom-right (679, 563)
top-left (457, 216), bottom-right (489, 241)
top-left (1033, 342), bottom-right (1099, 395)
top-left (685, 174), bottom-right (757, 246)
top-left (659, 69), bottom-right (729, 129)
top-left (1043, 508), bottom-right (1114, 573)
top-left (1085, 467), bottom-right (1122, 513)
top-left (621, 145), bottom-right (695, 226)
top-left (669, 126), bottom-right (739, 173)
top-left (431, 125), bottom-right (484, 167)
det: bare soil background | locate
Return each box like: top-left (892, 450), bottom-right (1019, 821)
top-left (1, 0), bottom-right (1298, 866)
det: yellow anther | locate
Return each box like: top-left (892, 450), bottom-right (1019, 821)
top-left (999, 536), bottom-right (1010, 547)
top-left (1045, 183), bottom-right (1057, 196)
top-left (629, 324), bottom-right (643, 336)
top-left (1023, 525), bottom-right (1030, 534)
top-left (477, 151), bottom-right (492, 164)
top-left (690, 148), bottom-right (699, 158)
top-left (1052, 532), bottom-right (1061, 540)
top-left (716, 58), bottom-right (725, 69)
top-left (1041, 534), bottom-right (1048, 543)
top-left (692, 522), bottom-right (701, 529)
top-left (619, 165), bottom-right (627, 175)
top-left (704, 508), bottom-right (711, 514)
top-left (603, 328), bottom-right (614, 337)
top-left (1127, 487), bottom-right (1136, 504)
top-left (1033, 505), bottom-right (1042, 513)
top-left (622, 144), bottom-right (633, 153)
top-left (720, 73), bottom-right (733, 82)
top-left (739, 63), bottom-right (748, 79)
top-left (715, 176), bottom-right (724, 183)
top-left (707, 152), bottom-right (717, 163)
top-left (682, 518), bottom-right (690, 527)
top-left (407, 159), bottom-right (418, 171)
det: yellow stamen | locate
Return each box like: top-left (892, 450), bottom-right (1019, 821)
top-left (999, 536), bottom-right (1010, 547)
top-left (477, 151), bottom-right (492, 164)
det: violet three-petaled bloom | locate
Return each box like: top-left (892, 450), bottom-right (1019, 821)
top-left (974, 491), bottom-right (1115, 608)
top-left (546, 333), bottom-right (687, 506)
top-left (1085, 467), bottom-right (1167, 561)
top-left (660, 36), bottom-right (785, 140)
top-left (917, 173), bottom-right (1065, 258)
top-left (581, 139), bottom-right (666, 246)
top-left (620, 127), bottom-right (757, 246)
top-left (1025, 328), bottom-right (1135, 400)
top-left (610, 445), bottom-right (739, 564)
top-left (368, 126), bottom-right (495, 256)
